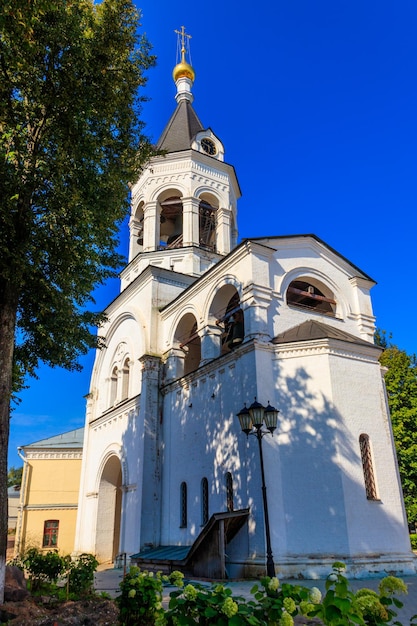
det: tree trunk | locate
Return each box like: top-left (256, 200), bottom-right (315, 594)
top-left (0, 280), bottom-right (19, 605)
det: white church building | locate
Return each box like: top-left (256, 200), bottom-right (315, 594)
top-left (74, 32), bottom-right (415, 579)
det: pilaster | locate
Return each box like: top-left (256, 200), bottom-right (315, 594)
top-left (138, 355), bottom-right (162, 547)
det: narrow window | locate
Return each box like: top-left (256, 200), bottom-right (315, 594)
top-left (201, 477), bottom-right (209, 525)
top-left (225, 472), bottom-right (234, 512)
top-left (43, 520), bottom-right (59, 548)
top-left (110, 366), bottom-right (118, 406)
top-left (359, 434), bottom-right (378, 500)
top-left (180, 482), bottom-right (187, 527)
top-left (121, 358), bottom-right (130, 400)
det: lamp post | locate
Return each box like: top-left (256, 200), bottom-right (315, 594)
top-left (236, 398), bottom-right (279, 578)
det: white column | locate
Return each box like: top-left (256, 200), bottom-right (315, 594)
top-left (128, 216), bottom-right (143, 260)
top-left (216, 206), bottom-right (232, 255)
top-left (142, 201), bottom-right (159, 252)
top-left (199, 324), bottom-right (223, 365)
top-left (241, 284), bottom-right (272, 342)
top-left (164, 348), bottom-right (186, 383)
top-left (182, 196), bottom-right (200, 247)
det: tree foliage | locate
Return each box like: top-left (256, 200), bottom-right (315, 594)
top-left (0, 0), bottom-right (155, 602)
top-left (377, 332), bottom-right (417, 526)
top-left (7, 465), bottom-right (23, 487)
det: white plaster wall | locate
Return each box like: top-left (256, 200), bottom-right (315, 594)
top-left (270, 340), bottom-right (411, 561)
top-left (159, 335), bottom-right (411, 570)
top-left (328, 351), bottom-right (410, 555)
top-left (160, 353), bottom-right (253, 547)
top-left (75, 400), bottom-right (144, 557)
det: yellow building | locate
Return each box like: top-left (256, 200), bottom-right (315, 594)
top-left (15, 428), bottom-right (83, 557)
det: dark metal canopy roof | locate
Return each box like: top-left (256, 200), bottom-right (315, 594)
top-left (272, 319), bottom-right (377, 348)
top-left (157, 100), bottom-right (204, 152)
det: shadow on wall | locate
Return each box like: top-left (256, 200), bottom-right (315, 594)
top-left (115, 335), bottom-right (410, 574)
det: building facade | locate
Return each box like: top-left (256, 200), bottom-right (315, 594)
top-left (15, 429), bottom-right (83, 557)
top-left (74, 34), bottom-right (414, 578)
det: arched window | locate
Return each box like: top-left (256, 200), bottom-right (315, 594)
top-left (287, 280), bottom-right (336, 315)
top-left (160, 196), bottom-right (183, 249)
top-left (225, 472), bottom-right (234, 512)
top-left (110, 367), bottom-right (118, 406)
top-left (359, 434), bottom-right (378, 500)
top-left (180, 482), bottom-right (187, 527)
top-left (121, 358), bottom-right (130, 401)
top-left (201, 477), bottom-right (209, 525)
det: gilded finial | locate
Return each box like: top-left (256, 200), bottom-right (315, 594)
top-left (173, 26), bottom-right (195, 83)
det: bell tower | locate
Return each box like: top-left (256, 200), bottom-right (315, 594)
top-left (126, 27), bottom-right (241, 283)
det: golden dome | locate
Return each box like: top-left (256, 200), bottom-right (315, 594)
top-left (173, 58), bottom-right (195, 83)
top-left (173, 43), bottom-right (195, 83)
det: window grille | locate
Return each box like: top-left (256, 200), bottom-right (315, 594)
top-left (201, 478), bottom-right (209, 525)
top-left (359, 434), bottom-right (378, 500)
top-left (43, 520), bottom-right (59, 548)
top-left (180, 482), bottom-right (187, 527)
top-left (226, 472), bottom-right (234, 512)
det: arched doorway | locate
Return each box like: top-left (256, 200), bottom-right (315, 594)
top-left (95, 455), bottom-right (122, 563)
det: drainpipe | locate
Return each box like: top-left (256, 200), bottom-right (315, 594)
top-left (15, 447), bottom-right (28, 556)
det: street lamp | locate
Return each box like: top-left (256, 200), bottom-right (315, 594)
top-left (236, 398), bottom-right (279, 578)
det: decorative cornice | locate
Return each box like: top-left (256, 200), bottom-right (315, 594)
top-left (273, 338), bottom-right (380, 364)
top-left (24, 504), bottom-right (78, 510)
top-left (90, 396), bottom-right (139, 431)
top-left (122, 484), bottom-right (137, 493)
top-left (161, 340), bottom-right (254, 394)
top-left (25, 451), bottom-right (83, 461)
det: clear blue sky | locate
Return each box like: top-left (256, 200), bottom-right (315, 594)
top-left (8, 0), bottom-right (417, 468)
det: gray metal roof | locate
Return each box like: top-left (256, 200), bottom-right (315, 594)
top-left (22, 427), bottom-right (84, 450)
top-left (157, 100), bottom-right (204, 152)
top-left (272, 319), bottom-right (377, 347)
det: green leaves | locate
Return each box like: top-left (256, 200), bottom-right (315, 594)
top-left (0, 0), bottom-right (156, 386)
top-left (379, 341), bottom-right (417, 525)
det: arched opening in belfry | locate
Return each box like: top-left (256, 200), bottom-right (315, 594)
top-left (95, 455), bottom-right (122, 564)
top-left (286, 278), bottom-right (336, 315)
top-left (199, 196), bottom-right (217, 251)
top-left (160, 196), bottom-right (183, 248)
top-left (175, 312), bottom-right (201, 375)
top-left (210, 285), bottom-right (244, 355)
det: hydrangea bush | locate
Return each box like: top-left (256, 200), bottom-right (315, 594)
top-left (117, 562), bottom-right (416, 625)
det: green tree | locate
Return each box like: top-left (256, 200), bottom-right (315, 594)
top-left (378, 334), bottom-right (417, 526)
top-left (0, 0), bottom-right (155, 602)
top-left (7, 465), bottom-right (23, 488)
